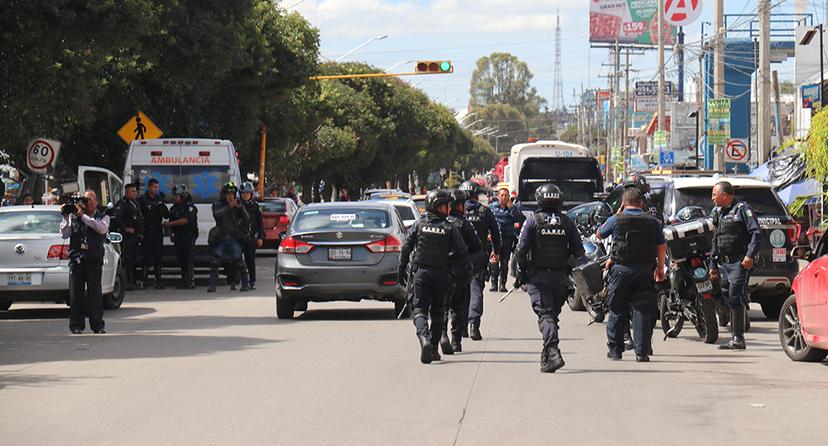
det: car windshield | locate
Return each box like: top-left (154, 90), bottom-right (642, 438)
top-left (134, 166), bottom-right (228, 203)
top-left (293, 208), bottom-right (390, 231)
top-left (676, 187), bottom-right (787, 216)
top-left (0, 211), bottom-right (63, 234)
top-left (260, 201), bottom-right (287, 213)
top-left (393, 204), bottom-right (416, 220)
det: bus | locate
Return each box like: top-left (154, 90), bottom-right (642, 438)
top-left (507, 140), bottom-right (603, 211)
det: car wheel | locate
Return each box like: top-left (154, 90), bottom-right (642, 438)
top-left (276, 298), bottom-right (295, 320)
top-left (0, 299), bottom-right (11, 311)
top-left (103, 266), bottom-right (126, 310)
top-left (761, 299), bottom-right (783, 320)
top-left (394, 299), bottom-right (410, 319)
top-left (778, 294), bottom-right (828, 362)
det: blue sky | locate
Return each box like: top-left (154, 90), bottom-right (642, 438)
top-left (291, 0), bottom-right (824, 110)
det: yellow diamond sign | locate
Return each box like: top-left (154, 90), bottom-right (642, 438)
top-left (117, 111), bottom-right (163, 144)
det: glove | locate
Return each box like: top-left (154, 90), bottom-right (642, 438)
top-left (513, 270), bottom-right (527, 289)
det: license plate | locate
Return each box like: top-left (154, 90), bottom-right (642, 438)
top-left (773, 248), bottom-right (787, 263)
top-left (696, 280), bottom-right (713, 293)
top-left (7, 273), bottom-right (32, 286)
top-left (328, 248), bottom-right (352, 260)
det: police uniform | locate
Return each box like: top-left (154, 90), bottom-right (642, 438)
top-left (490, 200), bottom-right (524, 292)
top-left (443, 201), bottom-right (481, 354)
top-left (399, 191), bottom-right (469, 364)
top-left (463, 196), bottom-right (501, 340)
top-left (137, 191), bottom-right (170, 288)
top-left (209, 188), bottom-right (250, 292)
top-left (169, 198), bottom-right (198, 288)
top-left (599, 208), bottom-right (665, 360)
top-left (712, 200), bottom-right (762, 350)
top-left (112, 194), bottom-right (143, 289)
top-left (241, 198), bottom-right (264, 288)
top-left (515, 184), bottom-right (584, 372)
top-left (60, 209), bottom-right (110, 334)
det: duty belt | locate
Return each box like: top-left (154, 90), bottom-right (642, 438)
top-left (720, 254), bottom-right (745, 264)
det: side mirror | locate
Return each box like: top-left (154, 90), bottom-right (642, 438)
top-left (108, 232), bottom-right (123, 244)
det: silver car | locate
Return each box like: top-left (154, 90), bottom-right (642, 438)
top-left (275, 202), bottom-right (408, 319)
top-left (0, 205), bottom-right (125, 311)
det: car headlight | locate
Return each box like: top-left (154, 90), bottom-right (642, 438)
top-left (693, 267), bottom-right (708, 280)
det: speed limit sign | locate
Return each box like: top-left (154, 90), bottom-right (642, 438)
top-left (26, 139), bottom-right (61, 174)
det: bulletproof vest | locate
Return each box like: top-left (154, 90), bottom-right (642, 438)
top-left (171, 202), bottom-right (198, 235)
top-left (716, 203), bottom-right (750, 257)
top-left (242, 200), bottom-right (261, 239)
top-left (611, 213), bottom-right (659, 265)
top-left (139, 193), bottom-right (165, 230)
top-left (413, 217), bottom-right (453, 267)
top-left (532, 211), bottom-right (570, 269)
top-left (464, 203), bottom-right (489, 245)
top-left (69, 210), bottom-right (105, 261)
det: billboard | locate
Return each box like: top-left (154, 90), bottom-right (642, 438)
top-left (706, 98), bottom-right (731, 145)
top-left (590, 0), bottom-right (676, 45)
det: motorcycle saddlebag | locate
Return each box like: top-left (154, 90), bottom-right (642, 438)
top-left (572, 257), bottom-right (605, 296)
top-left (664, 218), bottom-right (715, 262)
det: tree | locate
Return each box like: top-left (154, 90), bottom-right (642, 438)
top-left (560, 125), bottom-right (578, 144)
top-left (469, 53), bottom-right (546, 116)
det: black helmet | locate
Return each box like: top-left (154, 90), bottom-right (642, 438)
top-left (534, 183), bottom-right (563, 210)
top-left (221, 181), bottom-right (238, 194)
top-left (240, 181), bottom-right (255, 194)
top-left (171, 184), bottom-right (189, 197)
top-left (676, 206), bottom-right (707, 222)
top-left (450, 189), bottom-right (468, 206)
top-left (625, 173), bottom-right (650, 194)
top-left (458, 180), bottom-right (481, 198)
top-left (425, 189), bottom-right (452, 214)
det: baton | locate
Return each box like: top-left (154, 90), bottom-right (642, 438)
top-left (499, 286), bottom-right (519, 302)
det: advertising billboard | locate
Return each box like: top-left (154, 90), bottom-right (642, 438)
top-left (589, 0), bottom-right (676, 45)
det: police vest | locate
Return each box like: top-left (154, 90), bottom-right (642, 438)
top-left (171, 202), bottom-right (198, 235)
top-left (464, 204), bottom-right (489, 245)
top-left (414, 218), bottom-right (453, 267)
top-left (531, 211), bottom-right (570, 269)
top-left (69, 210), bottom-right (106, 261)
top-left (611, 213), bottom-right (659, 265)
top-left (716, 202), bottom-right (750, 257)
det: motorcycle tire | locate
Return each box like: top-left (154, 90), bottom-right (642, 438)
top-left (567, 286), bottom-right (586, 311)
top-left (700, 297), bottom-right (719, 344)
top-left (716, 300), bottom-right (730, 327)
top-left (659, 294), bottom-right (683, 338)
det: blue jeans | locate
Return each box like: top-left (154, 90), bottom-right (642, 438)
top-left (719, 261), bottom-right (750, 309)
top-left (209, 240), bottom-right (249, 288)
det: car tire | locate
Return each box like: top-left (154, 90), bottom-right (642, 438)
top-left (778, 294), bottom-right (828, 362)
top-left (103, 266), bottom-right (126, 310)
top-left (276, 298), bottom-right (295, 320)
top-left (0, 299), bottom-right (11, 311)
top-left (394, 299), bottom-right (410, 319)
top-left (761, 300), bottom-right (783, 320)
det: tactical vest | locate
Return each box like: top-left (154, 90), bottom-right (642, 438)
top-left (716, 203), bottom-right (750, 257)
top-left (465, 203), bottom-right (489, 245)
top-left (532, 211), bottom-right (570, 269)
top-left (171, 202), bottom-right (198, 235)
top-left (414, 217), bottom-right (453, 267)
top-left (611, 213), bottom-right (659, 265)
top-left (69, 210), bottom-right (105, 261)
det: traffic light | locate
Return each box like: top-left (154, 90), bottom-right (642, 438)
top-left (415, 60), bottom-right (453, 74)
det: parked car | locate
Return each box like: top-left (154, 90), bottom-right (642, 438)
top-left (274, 202), bottom-right (407, 319)
top-left (0, 205), bottom-right (125, 311)
top-left (411, 194), bottom-right (426, 215)
top-left (362, 189), bottom-right (411, 201)
top-left (260, 197), bottom-right (298, 249)
top-left (779, 234), bottom-right (828, 362)
top-left (373, 199), bottom-right (421, 230)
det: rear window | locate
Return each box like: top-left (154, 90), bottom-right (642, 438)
top-left (293, 209), bottom-right (390, 231)
top-left (0, 211), bottom-right (63, 234)
top-left (394, 205), bottom-right (417, 220)
top-left (675, 187), bottom-right (787, 216)
top-left (134, 166), bottom-right (229, 203)
top-left (260, 201), bottom-right (287, 213)
top-left (518, 158), bottom-right (603, 204)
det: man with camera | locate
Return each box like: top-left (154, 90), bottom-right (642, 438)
top-left (137, 178), bottom-right (169, 289)
top-left (60, 190), bottom-right (110, 334)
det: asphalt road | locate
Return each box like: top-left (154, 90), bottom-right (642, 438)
top-left (1, 258), bottom-right (826, 445)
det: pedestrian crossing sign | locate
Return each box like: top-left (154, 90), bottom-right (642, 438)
top-left (117, 111), bottom-right (163, 144)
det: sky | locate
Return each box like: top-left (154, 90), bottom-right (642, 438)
top-left (290, 0), bottom-right (826, 111)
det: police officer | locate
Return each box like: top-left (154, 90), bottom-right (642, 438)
top-left (209, 182), bottom-right (250, 293)
top-left (459, 180), bottom-right (501, 341)
top-left (597, 188), bottom-right (666, 362)
top-left (710, 181), bottom-right (763, 350)
top-left (625, 173), bottom-right (661, 222)
top-left (490, 187), bottom-right (524, 292)
top-left (443, 189), bottom-right (482, 354)
top-left (240, 182), bottom-right (264, 290)
top-left (513, 184), bottom-right (584, 373)
top-left (112, 183), bottom-right (143, 291)
top-left (59, 190), bottom-right (110, 334)
top-left (163, 185), bottom-right (198, 289)
top-left (138, 178), bottom-right (170, 289)
top-left (399, 190), bottom-right (469, 364)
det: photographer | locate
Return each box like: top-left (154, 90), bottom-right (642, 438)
top-left (59, 190), bottom-right (110, 334)
top-left (137, 178), bottom-right (169, 289)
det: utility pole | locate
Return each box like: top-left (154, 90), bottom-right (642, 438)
top-left (677, 27), bottom-right (685, 102)
top-left (772, 70), bottom-right (784, 147)
top-left (258, 124), bottom-right (267, 196)
top-left (657, 0), bottom-right (666, 134)
top-left (758, 0), bottom-right (771, 164)
top-left (713, 0), bottom-right (725, 171)
top-left (623, 48), bottom-right (630, 178)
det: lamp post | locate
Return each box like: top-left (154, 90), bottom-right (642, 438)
top-left (335, 34), bottom-right (388, 62)
top-left (385, 59), bottom-right (413, 71)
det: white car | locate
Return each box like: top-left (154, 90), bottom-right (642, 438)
top-left (373, 199), bottom-right (421, 230)
top-left (0, 205), bottom-right (125, 311)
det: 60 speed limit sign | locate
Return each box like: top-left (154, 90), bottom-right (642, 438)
top-left (26, 139), bottom-right (61, 174)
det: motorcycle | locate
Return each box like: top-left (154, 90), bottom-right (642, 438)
top-left (572, 239), bottom-right (609, 324)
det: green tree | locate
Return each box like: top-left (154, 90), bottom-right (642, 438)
top-left (560, 125), bottom-right (578, 143)
top-left (469, 53), bottom-right (546, 116)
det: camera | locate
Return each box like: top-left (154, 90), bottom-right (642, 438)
top-left (60, 195), bottom-right (89, 215)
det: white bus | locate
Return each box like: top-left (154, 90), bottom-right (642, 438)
top-left (122, 138), bottom-right (243, 264)
top-left (507, 140), bottom-right (604, 210)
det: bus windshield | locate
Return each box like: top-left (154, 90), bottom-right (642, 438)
top-left (518, 158), bottom-right (603, 205)
top-left (134, 166), bottom-right (229, 203)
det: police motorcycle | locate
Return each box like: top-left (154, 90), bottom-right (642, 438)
top-left (659, 206), bottom-right (720, 344)
top-left (572, 237), bottom-right (609, 323)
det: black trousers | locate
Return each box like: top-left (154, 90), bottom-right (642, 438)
top-left (142, 229), bottom-right (164, 281)
top-left (173, 233), bottom-right (196, 286)
top-left (411, 266), bottom-right (449, 345)
top-left (446, 272), bottom-right (471, 338)
top-left (243, 241), bottom-right (257, 284)
top-left (69, 258), bottom-right (104, 332)
top-left (606, 263), bottom-right (656, 357)
top-left (527, 269), bottom-right (569, 348)
top-left (122, 235), bottom-right (140, 285)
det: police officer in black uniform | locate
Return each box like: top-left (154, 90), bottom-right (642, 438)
top-left (625, 173), bottom-right (661, 221)
top-left (240, 182), bottom-right (264, 290)
top-left (112, 183), bottom-right (143, 291)
top-left (710, 181), bottom-right (763, 350)
top-left (459, 180), bottom-right (501, 341)
top-left (208, 182), bottom-right (251, 293)
top-left (442, 189), bottom-right (482, 355)
top-left (164, 184), bottom-right (198, 289)
top-left (137, 178), bottom-right (170, 289)
top-left (60, 190), bottom-right (110, 334)
top-left (513, 184), bottom-right (585, 373)
top-left (597, 188), bottom-right (667, 362)
top-left (399, 190), bottom-right (469, 364)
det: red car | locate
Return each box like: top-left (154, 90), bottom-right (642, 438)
top-left (779, 235), bottom-right (828, 362)
top-left (260, 198), bottom-right (298, 249)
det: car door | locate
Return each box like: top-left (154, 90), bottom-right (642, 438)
top-left (799, 238), bottom-right (828, 337)
top-left (77, 166), bottom-right (124, 207)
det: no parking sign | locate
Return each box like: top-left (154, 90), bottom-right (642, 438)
top-left (26, 139), bottom-right (61, 174)
top-left (725, 139), bottom-right (748, 164)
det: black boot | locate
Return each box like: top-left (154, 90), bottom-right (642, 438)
top-left (461, 325), bottom-right (469, 338)
top-left (451, 335), bottom-right (462, 352)
top-left (498, 280), bottom-right (507, 292)
top-left (431, 346), bottom-right (441, 362)
top-left (541, 344), bottom-right (565, 373)
top-left (719, 307), bottom-right (746, 350)
top-left (440, 333), bottom-right (454, 355)
top-left (418, 335), bottom-right (433, 364)
top-left (489, 281), bottom-right (498, 292)
top-left (469, 322), bottom-right (482, 341)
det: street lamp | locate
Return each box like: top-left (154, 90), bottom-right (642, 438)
top-left (335, 34), bottom-right (388, 62)
top-left (800, 25), bottom-right (824, 107)
top-left (385, 59), bottom-right (413, 71)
